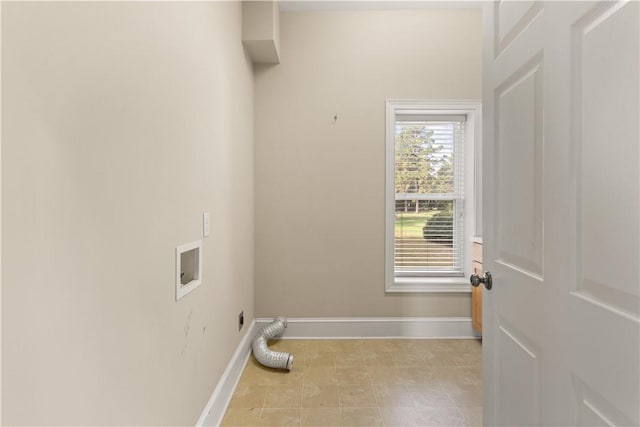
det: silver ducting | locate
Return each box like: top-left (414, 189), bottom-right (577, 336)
top-left (252, 316), bottom-right (293, 371)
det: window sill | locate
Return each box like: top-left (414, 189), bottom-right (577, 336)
top-left (386, 276), bottom-right (472, 293)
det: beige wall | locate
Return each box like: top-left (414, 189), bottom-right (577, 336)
top-left (254, 10), bottom-right (482, 318)
top-left (2, 2), bottom-right (253, 425)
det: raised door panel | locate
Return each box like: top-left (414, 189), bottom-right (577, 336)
top-left (572, 375), bottom-right (636, 427)
top-left (495, 54), bottom-right (544, 280)
top-left (485, 4), bottom-right (548, 423)
top-left (567, 2), bottom-right (639, 425)
top-left (574, 0), bottom-right (639, 317)
top-left (496, 324), bottom-right (540, 426)
top-left (495, 0), bottom-right (544, 56)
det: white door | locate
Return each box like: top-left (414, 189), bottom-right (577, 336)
top-left (482, 1), bottom-right (639, 426)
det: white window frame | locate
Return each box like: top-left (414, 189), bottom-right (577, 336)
top-left (385, 100), bottom-right (481, 293)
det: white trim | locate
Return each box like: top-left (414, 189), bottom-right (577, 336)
top-left (255, 317), bottom-right (479, 339)
top-left (1, 2), bottom-right (4, 420)
top-left (391, 277), bottom-right (471, 293)
top-left (385, 99), bottom-right (482, 293)
top-left (196, 320), bottom-right (256, 427)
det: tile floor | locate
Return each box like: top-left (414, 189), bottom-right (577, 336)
top-left (221, 339), bottom-right (482, 427)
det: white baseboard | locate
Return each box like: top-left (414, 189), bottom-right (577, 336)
top-left (255, 317), bottom-right (479, 339)
top-left (196, 320), bottom-right (256, 427)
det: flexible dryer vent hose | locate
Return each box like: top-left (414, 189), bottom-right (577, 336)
top-left (252, 316), bottom-right (293, 371)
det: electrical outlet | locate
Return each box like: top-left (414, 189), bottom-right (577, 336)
top-left (238, 311), bottom-right (244, 331)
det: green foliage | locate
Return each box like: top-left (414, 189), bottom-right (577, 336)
top-left (395, 125), bottom-right (436, 195)
top-left (394, 212), bottom-right (436, 238)
top-left (422, 210), bottom-right (454, 244)
top-left (395, 124), bottom-right (455, 213)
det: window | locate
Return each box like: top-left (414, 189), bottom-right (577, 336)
top-left (385, 101), bottom-right (481, 292)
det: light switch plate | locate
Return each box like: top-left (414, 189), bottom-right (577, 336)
top-left (203, 212), bottom-right (210, 237)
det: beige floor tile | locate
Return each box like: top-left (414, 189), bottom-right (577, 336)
top-left (396, 366), bottom-right (437, 386)
top-left (452, 353), bottom-right (483, 368)
top-left (229, 385), bottom-right (269, 408)
top-left (371, 384), bottom-right (414, 407)
top-left (331, 340), bottom-right (362, 352)
top-left (290, 355), bottom-right (305, 368)
top-left (444, 384), bottom-right (483, 407)
top-left (300, 407), bottom-right (342, 426)
top-left (305, 340), bottom-right (341, 352)
top-left (236, 372), bottom-right (272, 387)
top-left (334, 351), bottom-right (364, 367)
top-left (302, 383), bottom-right (340, 408)
top-left (386, 339), bottom-right (419, 352)
top-left (223, 339), bottom-right (483, 426)
top-left (264, 385), bottom-right (303, 408)
top-left (245, 357), bottom-right (267, 369)
top-left (335, 366), bottom-right (369, 385)
top-left (221, 407), bottom-right (262, 426)
top-left (404, 382), bottom-right (447, 393)
top-left (356, 339), bottom-right (396, 353)
top-left (460, 368), bottom-right (482, 386)
top-left (409, 388), bottom-right (455, 407)
top-left (415, 339), bottom-right (458, 352)
top-left (424, 351), bottom-right (461, 366)
top-left (434, 365), bottom-right (480, 384)
top-left (259, 408), bottom-right (301, 427)
top-left (393, 351), bottom-right (429, 367)
top-left (366, 366), bottom-right (402, 384)
top-left (447, 339), bottom-right (482, 353)
top-left (361, 350), bottom-right (396, 366)
top-left (267, 368), bottom-right (305, 386)
top-left (398, 340), bottom-right (445, 353)
top-left (458, 406), bottom-right (483, 426)
top-left (380, 406), bottom-right (420, 427)
top-left (304, 366), bottom-right (339, 385)
top-left (239, 363), bottom-right (296, 387)
top-left (413, 406), bottom-right (466, 427)
top-left (340, 406), bottom-right (383, 426)
top-left (338, 384), bottom-right (377, 407)
top-left (304, 350), bottom-right (336, 367)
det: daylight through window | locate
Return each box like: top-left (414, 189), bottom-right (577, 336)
top-left (393, 113), bottom-right (466, 277)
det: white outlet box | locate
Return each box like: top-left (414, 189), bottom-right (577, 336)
top-left (176, 240), bottom-right (202, 300)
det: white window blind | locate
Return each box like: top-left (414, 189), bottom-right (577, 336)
top-left (393, 113), bottom-right (465, 277)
